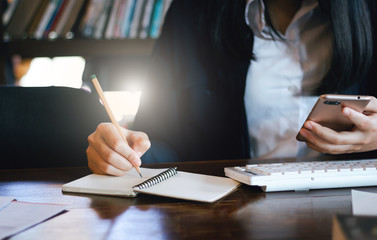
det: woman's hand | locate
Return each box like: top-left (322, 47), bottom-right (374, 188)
top-left (299, 97), bottom-right (377, 154)
top-left (86, 123), bottom-right (151, 176)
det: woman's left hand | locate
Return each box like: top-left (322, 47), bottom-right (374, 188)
top-left (299, 97), bottom-right (377, 154)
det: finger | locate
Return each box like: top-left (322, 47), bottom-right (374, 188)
top-left (90, 131), bottom-right (134, 172)
top-left (126, 131), bottom-right (151, 156)
top-left (342, 107), bottom-right (370, 131)
top-left (364, 96), bottom-right (377, 112)
top-left (89, 127), bottom-right (135, 171)
top-left (300, 128), bottom-right (352, 154)
top-left (301, 125), bottom-right (364, 153)
top-left (86, 146), bottom-right (128, 176)
top-left (301, 121), bottom-right (341, 143)
top-left (302, 121), bottom-right (366, 145)
top-left (97, 124), bottom-right (142, 167)
top-left (305, 140), bottom-right (358, 154)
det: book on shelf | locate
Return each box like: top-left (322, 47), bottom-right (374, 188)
top-left (112, 0), bottom-right (128, 38)
top-left (93, 0), bottom-right (114, 39)
top-left (2, 0), bottom-right (19, 27)
top-left (162, 0), bottom-right (173, 16)
top-left (62, 0), bottom-right (89, 39)
top-left (80, 0), bottom-right (108, 38)
top-left (44, 0), bottom-right (69, 39)
top-left (101, 0), bottom-right (171, 39)
top-left (25, 0), bottom-right (50, 39)
top-left (34, 0), bottom-right (63, 39)
top-left (120, 0), bottom-right (137, 38)
top-left (2, 0), bottom-right (172, 40)
top-left (56, 0), bottom-right (87, 39)
top-left (42, 0), bottom-right (67, 39)
top-left (139, 0), bottom-right (155, 39)
top-left (49, 0), bottom-right (79, 39)
top-left (128, 0), bottom-right (146, 39)
top-left (3, 0), bottom-right (44, 40)
top-left (104, 0), bottom-right (120, 39)
top-left (148, 0), bottom-right (164, 38)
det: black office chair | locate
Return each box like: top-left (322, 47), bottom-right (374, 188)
top-left (0, 86), bottom-right (109, 169)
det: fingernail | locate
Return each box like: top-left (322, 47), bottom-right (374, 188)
top-left (304, 121), bottom-right (312, 130)
top-left (136, 151), bottom-right (143, 157)
top-left (300, 129), bottom-right (308, 137)
top-left (343, 108), bottom-right (350, 116)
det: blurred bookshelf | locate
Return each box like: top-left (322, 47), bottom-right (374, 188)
top-left (0, 0), bottom-right (171, 85)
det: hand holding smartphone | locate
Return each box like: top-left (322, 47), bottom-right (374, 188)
top-left (296, 94), bottom-right (372, 141)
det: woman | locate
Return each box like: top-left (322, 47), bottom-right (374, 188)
top-left (86, 0), bottom-right (377, 176)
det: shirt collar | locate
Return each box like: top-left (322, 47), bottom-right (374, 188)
top-left (245, 0), bottom-right (319, 40)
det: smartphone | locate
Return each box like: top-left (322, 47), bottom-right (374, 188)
top-left (296, 94), bottom-right (372, 141)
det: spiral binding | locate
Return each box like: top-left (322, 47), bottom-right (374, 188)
top-left (133, 167), bottom-right (178, 189)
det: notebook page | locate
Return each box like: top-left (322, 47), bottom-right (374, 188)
top-left (62, 168), bottom-right (168, 197)
top-left (0, 196), bottom-right (14, 210)
top-left (134, 171), bottom-right (240, 202)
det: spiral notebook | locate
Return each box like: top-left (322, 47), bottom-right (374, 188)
top-left (62, 168), bottom-right (240, 202)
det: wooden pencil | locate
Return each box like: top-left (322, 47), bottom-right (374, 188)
top-left (91, 74), bottom-right (142, 177)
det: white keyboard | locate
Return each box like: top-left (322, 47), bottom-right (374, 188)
top-left (224, 159), bottom-right (377, 192)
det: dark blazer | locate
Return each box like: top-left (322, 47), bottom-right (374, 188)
top-left (134, 0), bottom-right (377, 164)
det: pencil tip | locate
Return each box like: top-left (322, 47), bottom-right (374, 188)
top-left (139, 173), bottom-right (143, 178)
top-left (90, 74), bottom-right (97, 80)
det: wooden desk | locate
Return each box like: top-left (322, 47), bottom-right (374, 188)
top-left (1, 158), bottom-right (377, 240)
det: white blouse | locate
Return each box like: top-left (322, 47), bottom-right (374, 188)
top-left (244, 0), bottom-right (333, 159)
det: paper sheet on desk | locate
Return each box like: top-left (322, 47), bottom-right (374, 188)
top-left (352, 190), bottom-right (377, 216)
top-left (0, 201), bottom-right (66, 239)
top-left (0, 196), bottom-right (14, 210)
